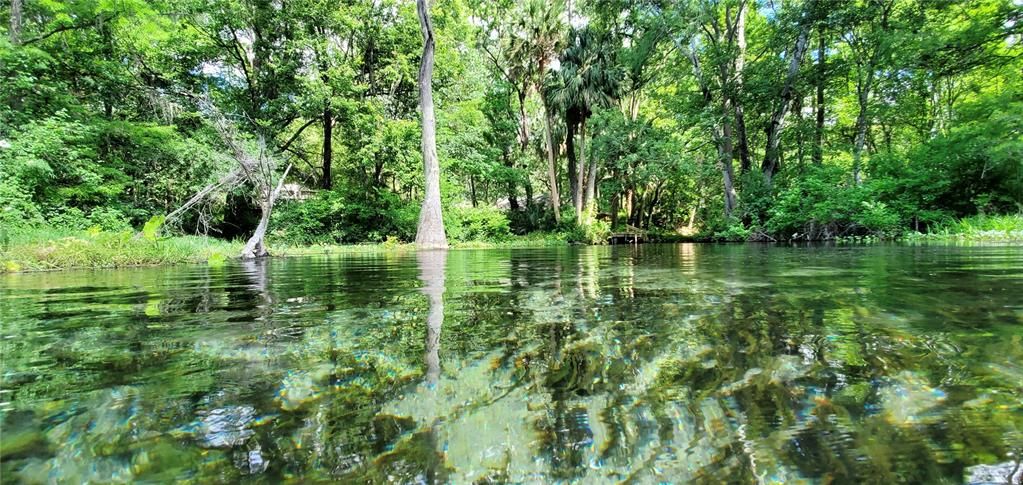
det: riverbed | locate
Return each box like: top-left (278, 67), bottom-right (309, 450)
top-left (2, 243), bottom-right (1021, 483)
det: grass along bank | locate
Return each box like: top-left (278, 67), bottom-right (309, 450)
top-left (0, 226), bottom-right (575, 273)
top-left (3, 214), bottom-right (1021, 273)
top-left (903, 214), bottom-right (1023, 242)
top-left (0, 227), bottom-right (241, 273)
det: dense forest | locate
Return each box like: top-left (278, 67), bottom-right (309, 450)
top-left (1, 0), bottom-right (1022, 253)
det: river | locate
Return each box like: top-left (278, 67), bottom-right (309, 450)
top-left (2, 243), bottom-right (1021, 483)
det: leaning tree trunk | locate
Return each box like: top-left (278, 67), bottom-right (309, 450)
top-left (9, 0), bottom-right (21, 45)
top-left (688, 43), bottom-right (737, 219)
top-left (414, 0), bottom-right (447, 249)
top-left (241, 164), bottom-right (293, 259)
top-left (543, 109), bottom-right (561, 222)
top-left (718, 127), bottom-right (738, 218)
top-left (762, 22), bottom-right (811, 185)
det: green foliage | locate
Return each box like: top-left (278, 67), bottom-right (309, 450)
top-left (560, 216), bottom-right (611, 244)
top-left (908, 214), bottom-right (1023, 241)
top-left (1, 0), bottom-right (1020, 253)
top-left (142, 215), bottom-right (166, 241)
top-left (0, 227), bottom-right (239, 272)
top-left (270, 188), bottom-right (419, 245)
top-left (760, 166), bottom-right (902, 239)
top-left (444, 206), bottom-right (513, 242)
top-left (712, 221), bottom-right (753, 242)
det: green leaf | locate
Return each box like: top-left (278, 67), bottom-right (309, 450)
top-left (142, 215), bottom-right (165, 242)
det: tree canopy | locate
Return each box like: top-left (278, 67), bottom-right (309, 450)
top-left (2, 0), bottom-right (1021, 245)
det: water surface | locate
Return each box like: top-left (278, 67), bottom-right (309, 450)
top-left (2, 244), bottom-right (1022, 483)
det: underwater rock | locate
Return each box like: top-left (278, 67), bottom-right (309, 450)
top-left (195, 405), bottom-right (257, 448)
top-left (966, 461), bottom-right (1022, 485)
top-left (879, 371), bottom-right (947, 425)
top-left (233, 443), bottom-right (269, 475)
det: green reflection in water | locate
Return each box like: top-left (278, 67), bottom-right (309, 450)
top-left (1, 244), bottom-right (1021, 483)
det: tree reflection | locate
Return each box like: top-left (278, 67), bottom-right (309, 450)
top-left (418, 249), bottom-right (447, 385)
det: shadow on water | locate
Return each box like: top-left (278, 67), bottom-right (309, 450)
top-left (1, 243), bottom-right (1022, 483)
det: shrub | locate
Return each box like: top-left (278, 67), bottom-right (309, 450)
top-left (712, 221), bottom-right (752, 242)
top-left (270, 187), bottom-right (419, 245)
top-left (764, 165), bottom-right (901, 239)
top-left (0, 178), bottom-right (43, 228)
top-left (560, 216), bottom-right (610, 244)
top-left (445, 206), bottom-right (512, 242)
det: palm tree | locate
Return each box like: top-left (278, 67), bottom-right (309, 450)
top-left (506, 0), bottom-right (566, 222)
top-left (549, 26), bottom-right (620, 223)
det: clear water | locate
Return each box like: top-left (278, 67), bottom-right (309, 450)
top-left (1, 244), bottom-right (1022, 484)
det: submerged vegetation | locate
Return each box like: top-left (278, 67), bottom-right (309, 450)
top-left (2, 245), bottom-right (1022, 482)
top-left (1, 0), bottom-right (1021, 259)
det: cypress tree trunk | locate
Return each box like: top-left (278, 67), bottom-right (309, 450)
top-left (414, 0), bottom-right (448, 249)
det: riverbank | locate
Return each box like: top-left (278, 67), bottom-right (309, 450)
top-left (902, 214), bottom-right (1023, 243)
top-left (0, 228), bottom-right (574, 273)
top-left (3, 214), bottom-right (1021, 273)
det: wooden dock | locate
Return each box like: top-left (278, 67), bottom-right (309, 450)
top-left (608, 229), bottom-right (645, 245)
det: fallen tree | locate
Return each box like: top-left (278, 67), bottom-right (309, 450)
top-left (164, 97), bottom-right (292, 259)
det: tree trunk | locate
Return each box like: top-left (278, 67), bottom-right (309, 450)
top-left (688, 44), bottom-right (737, 218)
top-left (761, 23), bottom-right (811, 185)
top-left (415, 0), bottom-right (447, 249)
top-left (813, 28), bottom-right (826, 165)
top-left (583, 120), bottom-right (597, 222)
top-left (610, 190), bottom-right (620, 229)
top-left (543, 110), bottom-right (561, 222)
top-left (720, 93), bottom-right (738, 218)
top-left (625, 187), bottom-right (634, 225)
top-left (631, 190), bottom-right (644, 228)
top-left (646, 182), bottom-right (664, 229)
top-left (517, 89), bottom-right (530, 149)
top-left (241, 164), bottom-right (293, 259)
top-left (9, 0), bottom-right (21, 45)
top-left (734, 2), bottom-right (752, 173)
top-left (718, 128), bottom-right (738, 218)
top-left (524, 178), bottom-right (533, 211)
top-left (794, 94), bottom-right (805, 168)
top-left (566, 122), bottom-right (582, 221)
top-left (469, 174), bottom-right (477, 207)
top-left (503, 149), bottom-right (518, 210)
top-left (852, 77), bottom-right (872, 185)
top-left (322, 104), bottom-right (333, 189)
